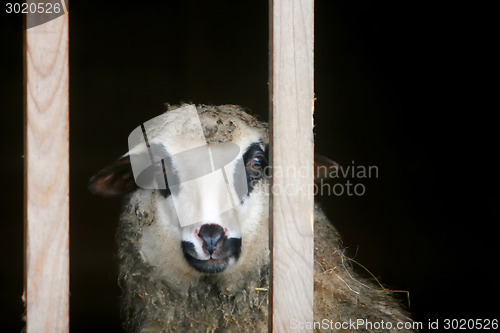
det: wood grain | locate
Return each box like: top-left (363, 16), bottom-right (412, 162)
top-left (269, 0), bottom-right (315, 331)
top-left (24, 8), bottom-right (69, 333)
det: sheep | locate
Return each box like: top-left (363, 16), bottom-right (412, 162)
top-left (89, 104), bottom-right (414, 332)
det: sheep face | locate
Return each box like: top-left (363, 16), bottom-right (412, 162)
top-left (144, 141), bottom-right (270, 278)
top-left (90, 105), bottom-right (270, 284)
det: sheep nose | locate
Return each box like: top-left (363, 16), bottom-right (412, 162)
top-left (198, 224), bottom-right (226, 256)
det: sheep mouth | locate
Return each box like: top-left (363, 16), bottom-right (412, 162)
top-left (184, 255), bottom-right (232, 273)
top-left (181, 238), bottom-right (241, 274)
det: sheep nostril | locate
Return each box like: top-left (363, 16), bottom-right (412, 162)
top-left (198, 224), bottom-right (226, 256)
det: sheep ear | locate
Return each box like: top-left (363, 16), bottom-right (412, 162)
top-left (314, 155), bottom-right (339, 182)
top-left (89, 155), bottom-right (137, 197)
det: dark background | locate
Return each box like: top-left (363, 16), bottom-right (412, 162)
top-left (1, 1), bottom-right (497, 331)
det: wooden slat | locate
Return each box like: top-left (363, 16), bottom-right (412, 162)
top-left (269, 0), bottom-right (315, 331)
top-left (24, 7), bottom-right (70, 333)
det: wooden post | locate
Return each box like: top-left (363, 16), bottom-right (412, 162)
top-left (24, 4), bottom-right (70, 332)
top-left (269, 0), bottom-right (315, 331)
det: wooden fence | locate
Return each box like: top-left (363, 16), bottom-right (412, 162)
top-left (269, 0), bottom-right (315, 331)
top-left (24, 1), bottom-right (314, 331)
top-left (24, 3), bottom-right (70, 332)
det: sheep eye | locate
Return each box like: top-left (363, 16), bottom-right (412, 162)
top-left (247, 153), bottom-right (266, 173)
top-left (243, 143), bottom-right (268, 181)
top-left (250, 156), bottom-right (262, 170)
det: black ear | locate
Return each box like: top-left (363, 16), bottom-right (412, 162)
top-left (88, 156), bottom-right (137, 197)
top-left (314, 155), bottom-right (339, 182)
